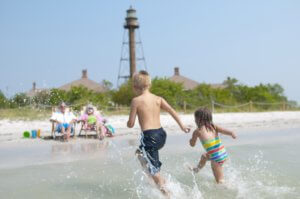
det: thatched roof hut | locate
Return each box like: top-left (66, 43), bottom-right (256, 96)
top-left (59, 70), bottom-right (106, 93)
top-left (169, 67), bottom-right (226, 90)
top-left (26, 82), bottom-right (49, 97)
top-left (169, 67), bottom-right (199, 90)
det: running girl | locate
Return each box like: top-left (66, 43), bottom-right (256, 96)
top-left (189, 108), bottom-right (237, 183)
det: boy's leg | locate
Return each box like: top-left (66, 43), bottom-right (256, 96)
top-left (135, 148), bottom-right (169, 196)
top-left (211, 161), bottom-right (225, 184)
top-left (152, 172), bottom-right (170, 197)
top-left (138, 129), bottom-right (168, 196)
top-left (144, 150), bottom-right (170, 196)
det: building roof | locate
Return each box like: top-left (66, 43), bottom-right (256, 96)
top-left (59, 70), bottom-right (106, 93)
top-left (169, 67), bottom-right (227, 90)
top-left (26, 82), bottom-right (49, 97)
top-left (169, 67), bottom-right (199, 90)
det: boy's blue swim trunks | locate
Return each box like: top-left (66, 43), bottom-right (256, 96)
top-left (139, 128), bottom-right (167, 175)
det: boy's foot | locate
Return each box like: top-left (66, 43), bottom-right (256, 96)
top-left (160, 186), bottom-right (171, 199)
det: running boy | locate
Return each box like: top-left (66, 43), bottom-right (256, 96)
top-left (189, 108), bottom-right (236, 184)
top-left (127, 71), bottom-right (190, 195)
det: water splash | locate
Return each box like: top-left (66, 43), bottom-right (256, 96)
top-left (224, 150), bottom-right (296, 198)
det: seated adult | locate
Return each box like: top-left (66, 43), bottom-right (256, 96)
top-left (78, 105), bottom-right (106, 140)
top-left (50, 102), bottom-right (77, 141)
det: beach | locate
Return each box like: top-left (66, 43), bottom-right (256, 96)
top-left (0, 111), bottom-right (300, 198)
top-left (1, 111), bottom-right (300, 142)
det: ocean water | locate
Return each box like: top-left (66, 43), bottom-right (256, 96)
top-left (0, 128), bottom-right (299, 199)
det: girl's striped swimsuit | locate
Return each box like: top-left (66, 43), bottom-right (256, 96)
top-left (201, 136), bottom-right (228, 165)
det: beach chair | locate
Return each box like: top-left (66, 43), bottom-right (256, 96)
top-left (78, 106), bottom-right (102, 138)
top-left (50, 107), bottom-right (76, 140)
top-left (78, 105), bottom-right (116, 139)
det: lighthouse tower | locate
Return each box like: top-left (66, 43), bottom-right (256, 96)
top-left (117, 7), bottom-right (147, 86)
top-left (124, 7), bottom-right (139, 78)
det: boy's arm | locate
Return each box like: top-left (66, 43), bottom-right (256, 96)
top-left (189, 130), bottom-right (198, 147)
top-left (127, 99), bottom-right (138, 128)
top-left (215, 125), bottom-right (236, 139)
top-left (160, 97), bottom-right (190, 133)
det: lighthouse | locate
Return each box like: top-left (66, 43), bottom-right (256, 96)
top-left (124, 6), bottom-right (139, 78)
top-left (117, 7), bottom-right (147, 86)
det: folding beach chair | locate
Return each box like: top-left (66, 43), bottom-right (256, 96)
top-left (78, 106), bottom-right (101, 138)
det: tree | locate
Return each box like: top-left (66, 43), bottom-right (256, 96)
top-left (49, 89), bottom-right (67, 106)
top-left (0, 90), bottom-right (8, 108)
top-left (102, 80), bottom-right (113, 91)
top-left (11, 93), bottom-right (30, 107)
top-left (112, 80), bottom-right (135, 106)
top-left (223, 77), bottom-right (238, 89)
top-left (66, 86), bottom-right (93, 104)
top-left (151, 78), bottom-right (184, 108)
top-left (33, 90), bottom-right (51, 105)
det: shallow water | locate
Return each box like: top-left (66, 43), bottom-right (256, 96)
top-left (0, 128), bottom-right (299, 199)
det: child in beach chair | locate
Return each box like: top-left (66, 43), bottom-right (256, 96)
top-left (189, 108), bottom-right (237, 184)
top-left (78, 105), bottom-right (115, 140)
top-left (50, 102), bottom-right (77, 141)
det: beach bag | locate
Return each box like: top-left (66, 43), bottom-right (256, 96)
top-left (105, 124), bottom-right (115, 134)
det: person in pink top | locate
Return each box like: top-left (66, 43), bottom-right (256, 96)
top-left (78, 105), bottom-right (107, 140)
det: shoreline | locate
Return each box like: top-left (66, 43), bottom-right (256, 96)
top-left (0, 111), bottom-right (300, 144)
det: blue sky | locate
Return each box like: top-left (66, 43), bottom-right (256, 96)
top-left (0, 0), bottom-right (299, 102)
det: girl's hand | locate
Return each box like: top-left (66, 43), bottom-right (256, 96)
top-left (231, 132), bottom-right (237, 139)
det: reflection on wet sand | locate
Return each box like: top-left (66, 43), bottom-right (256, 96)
top-left (51, 141), bottom-right (109, 157)
top-left (127, 139), bottom-right (138, 147)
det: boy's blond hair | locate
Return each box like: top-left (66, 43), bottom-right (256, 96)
top-left (133, 70), bottom-right (151, 90)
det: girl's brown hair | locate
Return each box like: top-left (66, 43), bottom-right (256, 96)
top-left (194, 107), bottom-right (216, 132)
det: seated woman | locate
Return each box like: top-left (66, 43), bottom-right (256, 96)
top-left (78, 105), bottom-right (113, 140)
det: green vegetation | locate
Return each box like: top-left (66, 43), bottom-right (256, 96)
top-left (0, 77), bottom-right (298, 120)
top-left (0, 108), bottom-right (52, 120)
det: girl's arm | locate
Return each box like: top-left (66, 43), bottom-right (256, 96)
top-left (189, 130), bottom-right (199, 147)
top-left (161, 97), bottom-right (190, 133)
top-left (215, 125), bottom-right (236, 139)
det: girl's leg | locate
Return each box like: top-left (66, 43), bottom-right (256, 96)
top-left (211, 161), bottom-right (224, 184)
top-left (198, 153), bottom-right (208, 169)
top-left (193, 153), bottom-right (208, 173)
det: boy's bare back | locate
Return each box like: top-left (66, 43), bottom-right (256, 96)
top-left (132, 92), bottom-right (162, 131)
top-left (127, 90), bottom-right (189, 133)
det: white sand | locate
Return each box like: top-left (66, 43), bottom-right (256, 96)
top-left (0, 111), bottom-right (300, 143)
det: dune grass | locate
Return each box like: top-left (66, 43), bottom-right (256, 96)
top-left (0, 108), bottom-right (52, 120)
top-left (0, 106), bottom-right (299, 120)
